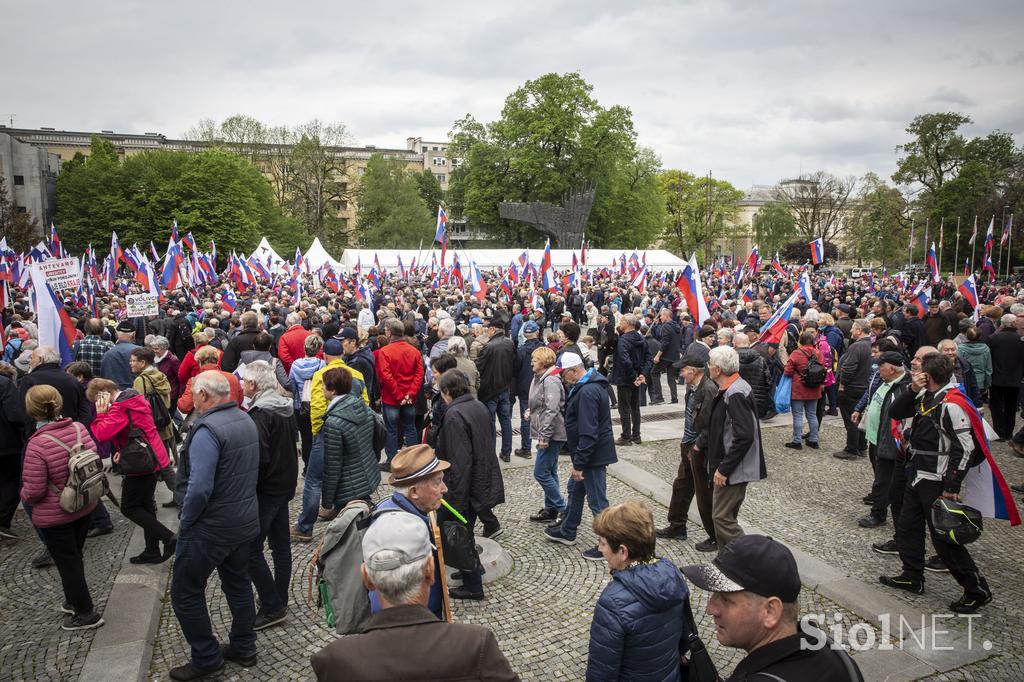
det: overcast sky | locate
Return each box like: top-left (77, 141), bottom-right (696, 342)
top-left (4, 0), bottom-right (1022, 190)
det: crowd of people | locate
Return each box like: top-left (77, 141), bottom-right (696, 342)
top-left (1, 257), bottom-right (1021, 680)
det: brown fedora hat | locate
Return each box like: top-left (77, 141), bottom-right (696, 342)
top-left (388, 444), bottom-right (450, 486)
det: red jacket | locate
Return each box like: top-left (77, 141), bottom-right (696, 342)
top-left (20, 419), bottom-right (99, 528)
top-left (278, 325), bottom-right (312, 373)
top-left (178, 368), bottom-right (244, 414)
top-left (376, 339), bottom-right (424, 406)
top-left (784, 345), bottom-right (827, 400)
top-left (89, 393), bottom-right (171, 474)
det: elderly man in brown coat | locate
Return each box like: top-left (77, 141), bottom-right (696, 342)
top-left (311, 511), bottom-right (519, 682)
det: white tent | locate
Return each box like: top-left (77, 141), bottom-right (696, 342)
top-left (249, 237), bottom-right (285, 265)
top-left (303, 237), bottom-right (342, 271)
top-left (338, 248), bottom-right (686, 272)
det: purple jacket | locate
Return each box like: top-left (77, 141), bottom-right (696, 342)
top-left (20, 419), bottom-right (99, 528)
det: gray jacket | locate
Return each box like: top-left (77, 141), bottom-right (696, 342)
top-left (528, 368), bottom-right (567, 444)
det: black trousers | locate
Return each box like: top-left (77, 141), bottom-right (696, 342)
top-left (650, 360), bottom-right (678, 402)
top-left (121, 473), bottom-right (175, 553)
top-left (616, 385), bottom-right (641, 439)
top-left (0, 456), bottom-right (21, 529)
top-left (39, 515), bottom-right (94, 614)
top-left (838, 390), bottom-right (867, 453)
top-left (897, 478), bottom-right (982, 590)
top-left (989, 386), bottom-right (1020, 439)
top-left (297, 408), bottom-right (313, 469)
top-left (869, 452), bottom-right (895, 521)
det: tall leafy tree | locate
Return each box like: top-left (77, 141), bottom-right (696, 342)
top-left (414, 169), bottom-right (444, 219)
top-left (892, 113), bottom-right (972, 195)
top-left (657, 170), bottom-right (742, 259)
top-left (844, 172), bottom-right (911, 266)
top-left (356, 154), bottom-right (433, 248)
top-left (773, 171), bottom-right (856, 243)
top-left (752, 202), bottom-right (797, 257)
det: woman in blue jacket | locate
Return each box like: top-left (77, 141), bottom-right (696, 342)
top-left (587, 500), bottom-right (688, 681)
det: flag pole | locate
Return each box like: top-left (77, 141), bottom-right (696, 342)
top-left (952, 216), bottom-right (960, 280)
top-left (1006, 214), bottom-right (1014, 280)
top-left (970, 215), bottom-right (978, 274)
top-left (997, 207), bottom-right (1006, 280)
top-left (922, 218), bottom-right (929, 269)
top-left (908, 216), bottom-right (915, 268)
top-left (938, 217), bottom-right (944, 275)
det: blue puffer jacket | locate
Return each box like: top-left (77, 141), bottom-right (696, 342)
top-left (587, 558), bottom-right (688, 681)
top-left (565, 369), bottom-right (617, 469)
top-left (289, 357), bottom-right (326, 410)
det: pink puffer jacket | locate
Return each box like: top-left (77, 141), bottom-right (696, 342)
top-left (89, 393), bottom-right (171, 474)
top-left (20, 419), bottom-right (99, 528)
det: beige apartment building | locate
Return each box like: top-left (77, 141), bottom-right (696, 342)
top-left (0, 125), bottom-right (437, 240)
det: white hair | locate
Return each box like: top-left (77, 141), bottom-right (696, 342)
top-left (286, 312), bottom-right (302, 326)
top-left (803, 308), bottom-right (819, 324)
top-left (365, 553), bottom-right (429, 605)
top-left (1001, 314), bottom-right (1017, 329)
top-left (34, 346), bottom-right (61, 365)
top-left (852, 319), bottom-right (871, 334)
top-left (446, 335), bottom-right (468, 357)
top-left (148, 335), bottom-right (170, 351)
top-left (438, 318), bottom-right (456, 338)
top-left (193, 371), bottom-right (231, 398)
top-left (242, 360), bottom-right (278, 392)
top-left (708, 346), bottom-right (739, 375)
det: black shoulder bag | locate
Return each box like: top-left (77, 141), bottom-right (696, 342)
top-left (117, 410), bottom-right (159, 476)
top-left (680, 597), bottom-right (720, 682)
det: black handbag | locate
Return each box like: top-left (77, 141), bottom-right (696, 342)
top-left (117, 411), bottom-right (159, 476)
top-left (439, 512), bottom-right (483, 573)
top-left (680, 597), bottom-right (720, 682)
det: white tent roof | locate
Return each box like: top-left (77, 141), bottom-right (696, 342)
top-left (338, 248), bottom-right (686, 272)
top-left (249, 237), bottom-right (285, 265)
top-left (303, 237), bottom-right (341, 270)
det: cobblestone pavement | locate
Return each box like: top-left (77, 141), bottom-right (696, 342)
top-left (622, 412), bottom-right (1024, 681)
top-left (0, 500), bottom-right (132, 682)
top-left (148, 462), bottom-right (875, 681)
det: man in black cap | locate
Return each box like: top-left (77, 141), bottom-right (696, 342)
top-left (475, 317), bottom-right (516, 462)
top-left (683, 535), bottom-right (863, 681)
top-left (101, 320), bottom-right (142, 389)
top-left (657, 352), bottom-right (718, 550)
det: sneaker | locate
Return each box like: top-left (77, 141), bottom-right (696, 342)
top-left (290, 525), bottom-right (313, 542)
top-left (61, 611), bottom-right (105, 631)
top-left (582, 547), bottom-right (604, 561)
top-left (806, 441), bottom-right (819, 449)
top-left (529, 508), bottom-right (558, 523)
top-left (631, 437), bottom-right (642, 445)
top-left (924, 556), bottom-right (948, 573)
top-left (544, 527), bottom-right (577, 545)
top-left (0, 526), bottom-right (18, 540)
top-left (784, 442), bottom-right (802, 450)
top-left (546, 512), bottom-right (567, 529)
top-left (872, 539), bottom-right (899, 555)
top-left (833, 450), bottom-right (859, 460)
top-left (163, 535), bottom-right (177, 559)
top-left (449, 586), bottom-right (485, 601)
top-left (1010, 441), bottom-right (1024, 458)
top-left (60, 602), bottom-right (75, 615)
top-left (86, 526), bottom-right (113, 538)
top-left (513, 448), bottom-right (532, 459)
top-left (670, 398), bottom-right (679, 404)
top-left (252, 607), bottom-right (287, 631)
top-left (614, 436), bottom-right (632, 446)
top-left (482, 526), bottom-right (504, 540)
top-left (879, 574), bottom-right (924, 594)
top-left (949, 579), bottom-right (992, 614)
top-left (129, 551), bottom-right (167, 565)
top-left (858, 515), bottom-right (886, 529)
top-left (499, 453), bottom-right (511, 463)
top-left (169, 661), bottom-right (225, 681)
top-left (221, 643), bottom-right (257, 667)
top-left (858, 450), bottom-right (868, 457)
top-left (694, 538), bottom-right (718, 553)
top-left (649, 399), bottom-right (665, 406)
top-left (32, 549), bottom-right (54, 568)
top-left (655, 525), bottom-right (687, 539)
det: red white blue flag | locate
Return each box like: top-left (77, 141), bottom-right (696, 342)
top-left (809, 238), bottom-right (825, 265)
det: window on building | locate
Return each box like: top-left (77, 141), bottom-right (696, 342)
top-left (357, 167), bottom-right (366, 176)
top-left (432, 146), bottom-right (439, 151)
top-left (422, 146), bottom-right (428, 152)
top-left (436, 174), bottom-right (446, 183)
top-left (15, 206), bottom-right (26, 213)
top-left (432, 157), bottom-right (447, 166)
top-left (13, 175), bottom-right (24, 185)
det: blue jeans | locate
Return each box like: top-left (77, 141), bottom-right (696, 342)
top-left (88, 499), bottom-right (112, 530)
top-left (534, 440), bottom-right (566, 511)
top-left (791, 399), bottom-right (819, 444)
top-left (559, 466), bottom-right (609, 540)
top-left (517, 397), bottom-right (531, 452)
top-left (383, 403), bottom-right (418, 461)
top-left (171, 536), bottom-right (255, 669)
top-left (485, 390), bottom-right (513, 456)
top-left (249, 493), bottom-right (292, 614)
top-left (297, 435), bottom-right (324, 533)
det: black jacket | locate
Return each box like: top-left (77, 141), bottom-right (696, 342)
top-left (19, 363), bottom-right (93, 429)
top-left (988, 328), bottom-right (1023, 388)
top-left (656, 320), bottom-right (682, 363)
top-left (870, 372), bottom-right (912, 461)
top-left (686, 374), bottom-right (718, 451)
top-left (0, 374), bottom-right (28, 457)
top-left (610, 330), bottom-right (653, 386)
top-left (838, 336), bottom-right (872, 390)
top-left (726, 628), bottom-right (863, 682)
top-left (345, 346), bottom-right (378, 406)
top-left (475, 335), bottom-right (516, 404)
top-left (247, 391), bottom-right (299, 499)
top-left (221, 329), bottom-right (261, 373)
top-left (514, 338), bottom-right (544, 399)
top-left (737, 348), bottom-right (773, 418)
top-left (148, 315), bottom-right (195, 360)
top-left (435, 393), bottom-right (505, 512)
top-left (564, 370), bottom-right (618, 470)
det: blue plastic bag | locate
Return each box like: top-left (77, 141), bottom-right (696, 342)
top-left (774, 375), bottom-right (792, 414)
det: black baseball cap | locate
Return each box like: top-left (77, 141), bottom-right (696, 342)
top-left (116, 320), bottom-right (136, 333)
top-left (878, 351), bottom-right (905, 368)
top-left (337, 327), bottom-right (358, 341)
top-left (485, 317), bottom-right (506, 331)
top-left (682, 535), bottom-right (801, 603)
top-left (672, 351), bottom-right (707, 370)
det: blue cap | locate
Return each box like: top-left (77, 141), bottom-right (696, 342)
top-left (523, 320), bottom-right (540, 334)
top-left (323, 338), bottom-right (343, 356)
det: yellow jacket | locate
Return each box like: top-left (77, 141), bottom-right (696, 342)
top-left (310, 358), bottom-right (368, 435)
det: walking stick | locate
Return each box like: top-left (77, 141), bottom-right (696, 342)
top-left (428, 510), bottom-right (452, 623)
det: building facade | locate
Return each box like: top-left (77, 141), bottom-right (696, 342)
top-left (406, 136), bottom-right (454, 191)
top-left (0, 132), bottom-right (61, 231)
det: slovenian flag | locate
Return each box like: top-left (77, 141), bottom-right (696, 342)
top-left (674, 253), bottom-right (711, 327)
top-left (759, 291), bottom-right (799, 344)
top-left (469, 259), bottom-right (487, 302)
top-left (798, 272), bottom-right (813, 304)
top-left (946, 388), bottom-right (1021, 525)
top-left (926, 242), bottom-right (940, 284)
top-left (221, 288), bottom-right (237, 313)
top-left (29, 264), bottom-right (78, 366)
top-left (741, 286), bottom-right (756, 304)
top-left (809, 238), bottom-right (825, 265)
top-left (907, 282), bottom-right (930, 318)
top-left (770, 252), bottom-right (788, 278)
top-left (435, 206), bottom-right (448, 244)
top-left (958, 274), bottom-right (980, 321)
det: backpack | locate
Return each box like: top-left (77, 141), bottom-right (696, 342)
top-left (4, 338), bottom-right (23, 364)
top-left (801, 348), bottom-right (827, 388)
top-left (117, 410), bottom-right (160, 476)
top-left (309, 501), bottom-right (399, 634)
top-left (42, 423), bottom-right (108, 513)
top-left (140, 373), bottom-right (172, 431)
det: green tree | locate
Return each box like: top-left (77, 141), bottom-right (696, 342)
top-left (773, 172), bottom-right (856, 244)
top-left (448, 72), bottom-right (664, 248)
top-left (892, 112), bottom-right (972, 195)
top-left (0, 174), bottom-right (41, 252)
top-left (844, 172), bottom-right (911, 266)
top-left (752, 202), bottom-right (796, 257)
top-left (657, 170), bottom-right (743, 259)
top-left (356, 154), bottom-right (433, 248)
top-left (55, 137), bottom-right (126, 252)
top-left (414, 170), bottom-right (444, 218)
